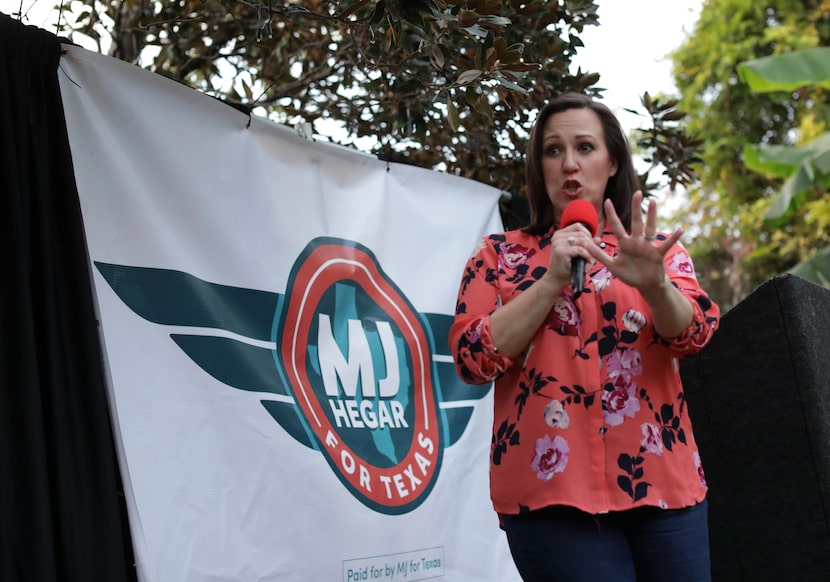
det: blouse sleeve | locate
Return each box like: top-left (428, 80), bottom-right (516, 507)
top-left (657, 241), bottom-right (721, 356)
top-left (448, 237), bottom-right (515, 385)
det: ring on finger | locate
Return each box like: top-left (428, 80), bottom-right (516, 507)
top-left (567, 236), bottom-right (575, 245)
top-left (645, 234), bottom-right (655, 241)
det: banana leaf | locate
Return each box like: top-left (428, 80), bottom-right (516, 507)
top-left (744, 134), bottom-right (830, 220)
top-left (789, 245), bottom-right (830, 288)
top-left (738, 47), bottom-right (830, 92)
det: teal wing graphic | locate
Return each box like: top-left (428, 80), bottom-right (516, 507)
top-left (94, 261), bottom-right (314, 448)
top-left (94, 262), bottom-right (276, 340)
top-left (94, 262), bottom-right (490, 451)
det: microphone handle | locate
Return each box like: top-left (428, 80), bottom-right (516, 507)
top-left (571, 257), bottom-right (585, 299)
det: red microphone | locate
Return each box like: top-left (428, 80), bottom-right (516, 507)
top-left (560, 200), bottom-right (599, 298)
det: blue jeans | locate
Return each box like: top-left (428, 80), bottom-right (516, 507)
top-left (500, 500), bottom-right (711, 582)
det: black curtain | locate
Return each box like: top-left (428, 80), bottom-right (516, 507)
top-left (0, 14), bottom-right (136, 582)
top-left (681, 274), bottom-right (830, 581)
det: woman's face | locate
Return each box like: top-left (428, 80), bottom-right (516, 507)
top-left (541, 107), bottom-right (618, 228)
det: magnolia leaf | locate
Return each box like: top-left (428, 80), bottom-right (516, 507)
top-left (477, 0), bottom-right (504, 15)
top-left (446, 96), bottom-right (460, 132)
top-left (501, 49), bottom-right (522, 65)
top-left (430, 45), bottom-right (445, 68)
top-left (341, 0), bottom-right (371, 19)
top-left (458, 9), bottom-right (480, 28)
top-left (474, 93), bottom-right (492, 117)
top-left (464, 86), bottom-right (477, 108)
top-left (478, 15), bottom-right (512, 26)
top-left (241, 79), bottom-right (253, 100)
top-left (738, 47), bottom-right (830, 93)
top-left (494, 72), bottom-right (527, 93)
top-left (661, 109), bottom-right (687, 122)
top-left (456, 69), bottom-right (483, 85)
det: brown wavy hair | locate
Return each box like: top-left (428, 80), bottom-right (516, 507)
top-left (523, 92), bottom-right (641, 235)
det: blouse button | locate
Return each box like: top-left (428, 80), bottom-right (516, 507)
top-left (599, 242), bottom-right (606, 249)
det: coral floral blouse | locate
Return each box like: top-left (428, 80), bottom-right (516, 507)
top-left (449, 227), bottom-right (720, 516)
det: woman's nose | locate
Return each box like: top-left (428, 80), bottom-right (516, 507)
top-left (562, 150), bottom-right (578, 172)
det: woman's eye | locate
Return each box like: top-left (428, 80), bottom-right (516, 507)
top-left (546, 146), bottom-right (561, 156)
top-left (579, 143), bottom-right (594, 152)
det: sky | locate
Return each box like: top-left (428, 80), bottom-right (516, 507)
top-left (571, 0), bottom-right (703, 134)
top-left (570, 0), bottom-right (704, 217)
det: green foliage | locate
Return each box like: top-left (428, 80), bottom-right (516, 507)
top-left (669, 0), bottom-right (830, 309)
top-left (738, 47), bottom-right (830, 286)
top-left (790, 245), bottom-right (830, 285)
top-left (44, 0), bottom-right (699, 202)
top-left (51, 0), bottom-right (597, 196)
top-left (738, 46), bottom-right (830, 92)
top-left (744, 133), bottom-right (830, 220)
top-left (631, 92), bottom-right (703, 193)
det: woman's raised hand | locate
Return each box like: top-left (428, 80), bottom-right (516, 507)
top-left (590, 191), bottom-right (683, 294)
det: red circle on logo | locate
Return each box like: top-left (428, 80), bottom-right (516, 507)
top-left (280, 239), bottom-right (442, 512)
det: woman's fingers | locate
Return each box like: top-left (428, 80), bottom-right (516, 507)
top-left (603, 198), bottom-right (626, 238)
top-left (630, 190), bottom-right (645, 237)
top-left (644, 197), bottom-right (659, 240)
top-left (658, 228), bottom-right (684, 253)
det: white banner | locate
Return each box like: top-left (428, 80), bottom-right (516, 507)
top-left (58, 46), bottom-right (519, 581)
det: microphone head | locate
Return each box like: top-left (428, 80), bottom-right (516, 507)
top-left (560, 199), bottom-right (599, 236)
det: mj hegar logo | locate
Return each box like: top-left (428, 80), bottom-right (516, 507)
top-left (278, 239), bottom-right (441, 513)
top-left (94, 237), bottom-right (489, 515)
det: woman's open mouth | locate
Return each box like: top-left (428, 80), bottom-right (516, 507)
top-left (563, 180), bottom-right (582, 196)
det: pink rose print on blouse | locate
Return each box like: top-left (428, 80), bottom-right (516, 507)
top-left (531, 434), bottom-right (570, 481)
top-left (543, 400), bottom-right (570, 429)
top-left (640, 423), bottom-right (663, 456)
top-left (547, 295), bottom-right (581, 337)
top-left (592, 266), bottom-right (612, 293)
top-left (669, 252), bottom-right (696, 279)
top-left (465, 316), bottom-right (485, 344)
top-left (622, 309), bottom-right (647, 334)
top-left (602, 376), bottom-right (641, 427)
top-left (498, 243), bottom-right (536, 271)
top-left (694, 451), bottom-right (708, 490)
top-left (606, 348), bottom-right (643, 379)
